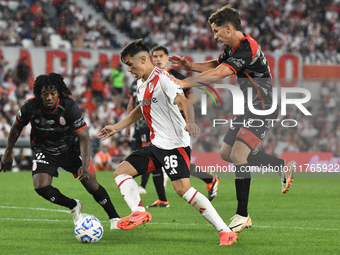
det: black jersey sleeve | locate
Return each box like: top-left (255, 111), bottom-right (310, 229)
top-left (64, 98), bottom-right (87, 132)
top-left (218, 38), bottom-right (256, 74)
top-left (16, 97), bottom-right (37, 126)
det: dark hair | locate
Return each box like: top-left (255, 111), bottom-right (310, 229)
top-left (151, 45), bottom-right (169, 56)
top-left (120, 38), bottom-right (149, 62)
top-left (33, 73), bottom-right (71, 100)
top-left (208, 4), bottom-right (242, 31)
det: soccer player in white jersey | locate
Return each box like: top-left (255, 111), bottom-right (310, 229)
top-left (98, 39), bottom-right (238, 245)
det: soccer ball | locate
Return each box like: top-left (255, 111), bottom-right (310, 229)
top-left (74, 215), bottom-right (104, 243)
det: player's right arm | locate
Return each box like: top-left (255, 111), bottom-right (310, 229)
top-left (0, 122), bottom-right (24, 172)
top-left (169, 55), bottom-right (219, 73)
top-left (98, 105), bottom-right (143, 141)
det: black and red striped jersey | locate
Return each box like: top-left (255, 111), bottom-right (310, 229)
top-left (218, 33), bottom-right (273, 113)
top-left (16, 97), bottom-right (87, 155)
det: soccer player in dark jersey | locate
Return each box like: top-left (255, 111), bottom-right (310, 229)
top-left (0, 73), bottom-right (121, 229)
top-left (169, 5), bottom-right (297, 233)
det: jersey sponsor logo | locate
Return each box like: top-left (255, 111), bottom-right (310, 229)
top-left (139, 97), bottom-right (158, 106)
top-left (59, 117), bottom-right (66, 125)
top-left (228, 57), bottom-right (245, 67)
top-left (46, 120), bottom-right (55, 125)
top-left (33, 152), bottom-right (49, 167)
top-left (74, 117), bottom-right (85, 128)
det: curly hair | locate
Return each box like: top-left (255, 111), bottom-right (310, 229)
top-left (33, 73), bottom-right (71, 100)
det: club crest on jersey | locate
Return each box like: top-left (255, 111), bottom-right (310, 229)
top-left (59, 117), bottom-right (66, 125)
top-left (148, 82), bottom-right (154, 93)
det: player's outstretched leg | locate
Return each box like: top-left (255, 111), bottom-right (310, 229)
top-left (190, 164), bottom-right (220, 201)
top-left (174, 179), bottom-right (237, 245)
top-left (247, 150), bottom-right (296, 193)
top-left (114, 162), bottom-right (152, 230)
top-left (33, 173), bottom-right (84, 225)
top-left (81, 171), bottom-right (121, 229)
top-left (281, 160), bottom-right (296, 193)
top-left (228, 164), bottom-right (252, 233)
top-left (35, 184), bottom-right (83, 224)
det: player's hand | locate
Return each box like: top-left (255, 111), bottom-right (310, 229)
top-left (0, 153), bottom-right (13, 173)
top-left (98, 125), bottom-right (119, 141)
top-left (170, 76), bottom-right (190, 89)
top-left (169, 55), bottom-right (192, 71)
top-left (77, 165), bottom-right (90, 181)
top-left (184, 122), bottom-right (200, 137)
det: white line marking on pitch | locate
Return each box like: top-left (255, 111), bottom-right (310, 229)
top-left (0, 206), bottom-right (338, 232)
top-left (0, 205), bottom-right (70, 213)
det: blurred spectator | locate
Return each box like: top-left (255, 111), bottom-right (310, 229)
top-left (15, 57), bottom-right (31, 86)
top-left (94, 144), bottom-right (112, 171)
top-left (15, 150), bottom-right (32, 171)
top-left (110, 64), bottom-right (125, 95)
top-left (90, 64), bottom-right (104, 103)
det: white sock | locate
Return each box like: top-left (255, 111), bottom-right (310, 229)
top-left (182, 187), bottom-right (231, 233)
top-left (115, 174), bottom-right (145, 212)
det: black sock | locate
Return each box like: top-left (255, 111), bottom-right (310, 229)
top-left (152, 168), bottom-right (167, 201)
top-left (92, 185), bottom-right (120, 219)
top-left (247, 150), bottom-right (284, 168)
top-left (140, 172), bottom-right (150, 189)
top-left (35, 185), bottom-right (76, 209)
top-left (190, 164), bottom-right (214, 183)
top-left (247, 150), bottom-right (285, 180)
top-left (235, 164), bottom-right (251, 217)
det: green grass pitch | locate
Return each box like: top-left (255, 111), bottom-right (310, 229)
top-left (0, 171), bottom-right (339, 255)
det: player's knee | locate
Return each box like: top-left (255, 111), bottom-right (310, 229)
top-left (230, 152), bottom-right (247, 165)
top-left (220, 150), bottom-right (232, 162)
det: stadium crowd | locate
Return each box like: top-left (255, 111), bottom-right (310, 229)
top-left (93, 0), bottom-right (340, 63)
top-left (0, 0), bottom-right (340, 62)
top-left (1, 0), bottom-right (340, 171)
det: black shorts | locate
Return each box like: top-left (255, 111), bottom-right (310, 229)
top-left (131, 127), bottom-right (151, 150)
top-left (31, 149), bottom-right (95, 178)
top-left (223, 109), bottom-right (279, 151)
top-left (125, 143), bottom-right (191, 181)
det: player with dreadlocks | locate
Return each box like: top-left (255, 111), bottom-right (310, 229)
top-left (0, 73), bottom-right (121, 229)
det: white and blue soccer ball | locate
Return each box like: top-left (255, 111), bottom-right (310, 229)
top-left (74, 215), bottom-right (104, 243)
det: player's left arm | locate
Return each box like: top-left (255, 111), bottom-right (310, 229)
top-left (174, 93), bottom-right (200, 137)
top-left (172, 64), bottom-right (234, 88)
top-left (76, 126), bottom-right (91, 181)
top-left (99, 105), bottom-right (143, 141)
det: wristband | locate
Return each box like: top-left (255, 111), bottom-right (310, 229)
top-left (186, 120), bottom-right (194, 124)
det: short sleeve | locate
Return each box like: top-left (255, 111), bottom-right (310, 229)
top-left (159, 75), bottom-right (184, 104)
top-left (16, 99), bottom-right (35, 126)
top-left (220, 40), bottom-right (255, 74)
top-left (66, 100), bottom-right (87, 132)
